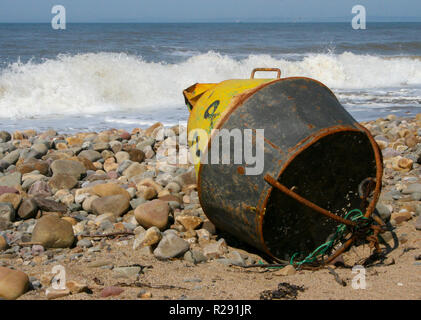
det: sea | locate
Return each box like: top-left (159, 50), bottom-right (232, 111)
top-left (0, 22), bottom-right (421, 132)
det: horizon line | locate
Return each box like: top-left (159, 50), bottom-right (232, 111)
top-left (1, 20), bottom-right (421, 24)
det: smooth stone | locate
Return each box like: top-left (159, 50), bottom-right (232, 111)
top-left (100, 286), bottom-right (124, 298)
top-left (78, 150), bottom-right (102, 162)
top-left (50, 159), bottom-right (86, 179)
top-left (130, 197), bottom-right (146, 209)
top-left (115, 151), bottom-right (130, 164)
top-left (112, 266), bottom-right (141, 279)
top-left (17, 198), bottom-right (38, 220)
top-left (66, 280), bottom-right (90, 294)
top-left (122, 162), bottom-right (146, 179)
top-left (0, 186), bottom-right (18, 196)
top-left (82, 195), bottom-right (99, 212)
top-left (274, 265), bottom-right (296, 276)
top-left (136, 185), bottom-right (157, 200)
top-left (117, 160), bottom-right (133, 175)
top-left (0, 203), bottom-right (15, 231)
top-left (172, 169), bottom-right (196, 187)
top-left (45, 287), bottom-right (70, 300)
top-left (89, 183), bottom-right (130, 201)
top-left (391, 211), bottom-right (412, 224)
top-left (411, 192), bottom-right (421, 201)
top-left (3, 149), bottom-right (21, 165)
top-left (110, 141), bottom-right (122, 153)
top-left (33, 196), bottom-right (67, 213)
top-left (48, 174), bottom-right (78, 192)
top-left (0, 266), bottom-right (30, 300)
top-left (76, 239), bottom-right (93, 248)
top-left (94, 212), bottom-right (117, 225)
top-left (402, 183), bottom-right (421, 194)
top-left (183, 249), bottom-right (207, 264)
top-left (0, 193), bottom-right (22, 210)
top-left (91, 194), bottom-right (130, 217)
top-left (31, 215), bottom-right (75, 248)
top-left (133, 226), bottom-right (162, 249)
top-left (176, 215), bottom-right (202, 231)
top-left (87, 260), bottom-right (114, 268)
top-left (0, 172), bottom-right (22, 188)
top-left (0, 131), bottom-right (11, 142)
top-left (28, 180), bottom-right (52, 197)
top-left (93, 142), bottom-right (109, 152)
top-left (138, 245), bottom-right (153, 256)
top-left (203, 239), bottom-right (228, 260)
top-left (17, 159), bottom-right (49, 175)
top-left (128, 149), bottom-right (145, 163)
top-left (134, 199), bottom-right (169, 231)
top-left (227, 250), bottom-right (246, 267)
top-left (153, 233), bottom-right (189, 260)
top-left (31, 143), bottom-right (48, 156)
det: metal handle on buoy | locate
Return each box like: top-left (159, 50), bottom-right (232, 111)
top-left (251, 68), bottom-right (281, 79)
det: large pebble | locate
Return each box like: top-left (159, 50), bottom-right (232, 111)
top-left (50, 159), bottom-right (86, 179)
top-left (28, 180), bottom-right (52, 197)
top-left (128, 149), bottom-right (145, 163)
top-left (153, 233), bottom-right (189, 260)
top-left (0, 186), bottom-right (18, 196)
top-left (123, 162), bottom-right (146, 179)
top-left (402, 183), bottom-right (421, 194)
top-left (91, 194), bottom-right (130, 216)
top-left (17, 198), bottom-right (38, 220)
top-left (31, 215), bottom-right (75, 248)
top-left (0, 193), bottom-right (22, 210)
top-left (33, 196), bottom-right (67, 212)
top-left (2, 149), bottom-right (20, 165)
top-left (391, 210), bottom-right (412, 224)
top-left (133, 226), bottom-right (162, 249)
top-left (17, 159), bottom-right (49, 175)
top-left (48, 174), bottom-right (78, 192)
top-left (0, 267), bottom-right (29, 300)
top-left (89, 183), bottom-right (131, 201)
top-left (134, 199), bottom-right (169, 230)
top-left (113, 267), bottom-right (141, 280)
top-left (78, 150), bottom-right (101, 162)
top-left (203, 239), bottom-right (228, 259)
top-left (0, 172), bottom-right (21, 188)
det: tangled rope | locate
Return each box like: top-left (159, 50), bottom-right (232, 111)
top-left (290, 209), bottom-right (372, 266)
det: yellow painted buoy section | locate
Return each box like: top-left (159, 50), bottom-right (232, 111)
top-left (183, 68), bottom-right (281, 175)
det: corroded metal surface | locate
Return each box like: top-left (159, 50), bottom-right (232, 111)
top-left (196, 77), bottom-right (383, 262)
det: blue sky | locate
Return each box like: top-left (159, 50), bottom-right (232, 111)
top-left (0, 0), bottom-right (420, 23)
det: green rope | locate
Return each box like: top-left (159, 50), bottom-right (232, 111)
top-left (290, 209), bottom-right (371, 266)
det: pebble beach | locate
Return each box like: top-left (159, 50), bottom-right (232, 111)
top-left (0, 116), bottom-right (421, 300)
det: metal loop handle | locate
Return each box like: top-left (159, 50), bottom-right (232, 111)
top-left (251, 68), bottom-right (281, 79)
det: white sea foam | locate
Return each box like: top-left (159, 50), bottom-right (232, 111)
top-left (1, 51), bottom-right (421, 120)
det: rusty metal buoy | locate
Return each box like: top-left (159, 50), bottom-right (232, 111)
top-left (183, 68), bottom-right (383, 265)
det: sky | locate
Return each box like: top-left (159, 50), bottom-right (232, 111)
top-left (0, 0), bottom-right (421, 23)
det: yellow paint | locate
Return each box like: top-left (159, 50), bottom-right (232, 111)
top-left (183, 78), bottom-right (275, 175)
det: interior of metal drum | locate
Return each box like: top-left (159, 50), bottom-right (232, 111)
top-left (262, 130), bottom-right (378, 261)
